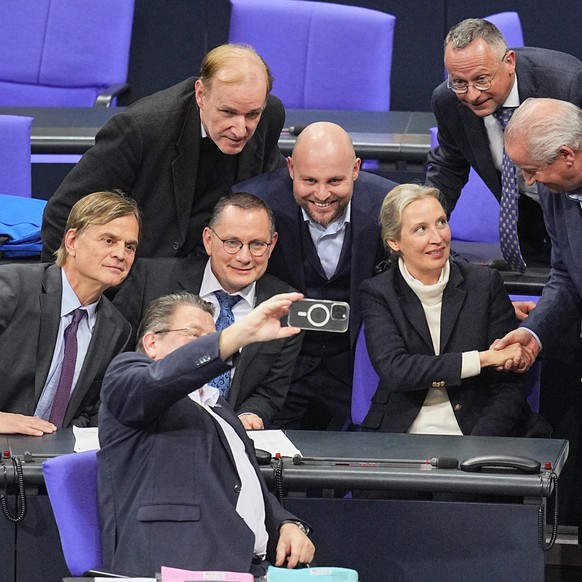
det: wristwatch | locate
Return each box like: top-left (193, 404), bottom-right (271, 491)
top-left (280, 519), bottom-right (310, 535)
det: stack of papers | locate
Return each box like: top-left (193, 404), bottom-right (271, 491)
top-left (161, 566), bottom-right (253, 581)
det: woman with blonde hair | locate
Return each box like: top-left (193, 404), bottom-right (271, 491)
top-left (359, 183), bottom-right (548, 436)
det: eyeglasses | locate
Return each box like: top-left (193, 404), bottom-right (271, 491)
top-left (447, 53), bottom-right (508, 94)
top-left (210, 227), bottom-right (272, 257)
top-left (154, 328), bottom-right (200, 340)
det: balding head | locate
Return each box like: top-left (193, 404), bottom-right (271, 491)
top-left (199, 44), bottom-right (273, 93)
top-left (195, 44), bottom-right (273, 155)
top-left (288, 122), bottom-right (361, 227)
top-left (505, 98), bottom-right (582, 193)
top-left (292, 122), bottom-right (356, 165)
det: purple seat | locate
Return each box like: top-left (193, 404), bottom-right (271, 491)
top-left (42, 451), bottom-right (102, 576)
top-left (229, 0), bottom-right (395, 111)
top-left (429, 126), bottom-right (500, 243)
top-left (352, 324), bottom-right (379, 426)
top-left (0, 115), bottom-right (32, 198)
top-left (0, 0), bottom-right (135, 107)
top-left (484, 12), bottom-right (524, 48)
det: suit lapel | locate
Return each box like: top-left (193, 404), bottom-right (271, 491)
top-left (562, 196), bottom-right (582, 291)
top-left (35, 266), bottom-right (63, 401)
top-left (177, 257), bottom-right (205, 294)
top-left (64, 298), bottom-right (125, 425)
top-left (459, 103), bottom-right (501, 199)
top-left (395, 271), bottom-right (435, 353)
top-left (349, 193), bottom-right (384, 345)
top-left (271, 199), bottom-right (307, 291)
top-left (172, 98), bottom-right (202, 239)
top-left (236, 129), bottom-right (263, 183)
top-left (228, 280), bottom-right (269, 405)
top-left (440, 262), bottom-right (467, 352)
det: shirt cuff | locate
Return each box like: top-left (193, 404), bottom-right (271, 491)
top-left (461, 350), bottom-right (481, 378)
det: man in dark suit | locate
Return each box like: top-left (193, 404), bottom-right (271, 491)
top-left (41, 44), bottom-right (285, 260)
top-left (233, 122), bottom-right (398, 430)
top-left (113, 193), bottom-right (301, 429)
top-left (98, 291), bottom-right (314, 577)
top-left (0, 191), bottom-right (139, 435)
top-left (426, 18), bottom-right (582, 271)
top-left (495, 97), bottom-right (582, 528)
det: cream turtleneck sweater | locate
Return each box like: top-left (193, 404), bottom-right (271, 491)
top-left (398, 259), bottom-right (480, 435)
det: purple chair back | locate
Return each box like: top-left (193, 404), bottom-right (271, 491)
top-left (430, 126), bottom-right (500, 243)
top-left (229, 0), bottom-right (395, 111)
top-left (352, 324), bottom-right (379, 426)
top-left (484, 12), bottom-right (525, 48)
top-left (0, 115), bottom-right (32, 198)
top-left (0, 0), bottom-right (135, 106)
top-left (508, 294), bottom-right (542, 413)
top-left (42, 450), bottom-right (102, 576)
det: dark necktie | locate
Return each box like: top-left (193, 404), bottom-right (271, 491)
top-left (209, 290), bottom-right (242, 398)
top-left (49, 308), bottom-right (87, 427)
top-left (493, 107), bottom-right (527, 273)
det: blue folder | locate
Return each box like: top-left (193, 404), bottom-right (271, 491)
top-left (0, 193), bottom-right (47, 257)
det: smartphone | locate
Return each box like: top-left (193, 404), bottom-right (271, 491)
top-left (288, 299), bottom-right (350, 333)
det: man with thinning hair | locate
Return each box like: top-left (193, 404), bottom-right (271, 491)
top-left (42, 43), bottom-right (285, 260)
top-left (114, 192), bottom-right (301, 429)
top-left (427, 18), bottom-right (582, 272)
top-left (98, 291), bottom-right (314, 577)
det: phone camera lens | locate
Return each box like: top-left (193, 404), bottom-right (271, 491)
top-left (331, 305), bottom-right (347, 320)
top-left (306, 303), bottom-right (331, 327)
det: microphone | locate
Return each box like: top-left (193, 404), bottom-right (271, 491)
top-left (282, 124), bottom-right (307, 136)
top-left (482, 259), bottom-right (512, 271)
top-left (292, 455), bottom-right (459, 469)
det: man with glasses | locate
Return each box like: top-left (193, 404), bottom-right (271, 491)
top-left (426, 18), bottom-right (582, 271)
top-left (113, 192), bottom-right (301, 429)
top-left (99, 291), bottom-right (314, 577)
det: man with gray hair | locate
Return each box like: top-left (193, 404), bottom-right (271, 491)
top-left (98, 291), bottom-right (314, 577)
top-left (494, 97), bottom-right (582, 530)
top-left (427, 18), bottom-right (582, 273)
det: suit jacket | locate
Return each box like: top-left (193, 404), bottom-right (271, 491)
top-left (519, 186), bottom-right (582, 346)
top-left (0, 263), bottom-right (131, 426)
top-left (427, 47), bottom-right (582, 212)
top-left (41, 78), bottom-right (286, 260)
top-left (112, 257), bottom-right (302, 425)
top-left (98, 334), bottom-right (301, 576)
top-left (360, 259), bottom-right (530, 436)
top-left (233, 166), bottom-right (398, 348)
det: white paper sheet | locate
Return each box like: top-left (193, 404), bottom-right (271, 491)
top-left (247, 430), bottom-right (302, 458)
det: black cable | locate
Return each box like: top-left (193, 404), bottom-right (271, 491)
top-left (273, 456), bottom-right (285, 508)
top-left (538, 470), bottom-right (558, 551)
top-left (0, 456), bottom-right (27, 523)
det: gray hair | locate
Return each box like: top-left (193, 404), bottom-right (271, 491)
top-left (379, 184), bottom-right (444, 251)
top-left (136, 292), bottom-right (215, 354)
top-left (209, 192), bottom-right (276, 237)
top-left (505, 98), bottom-right (582, 164)
top-left (445, 18), bottom-right (507, 58)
